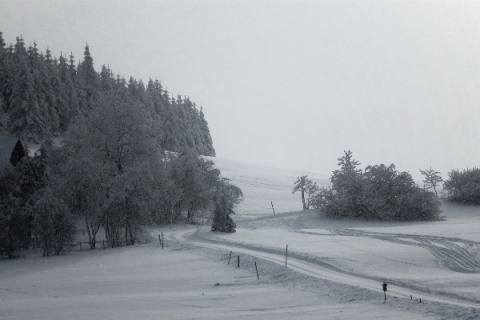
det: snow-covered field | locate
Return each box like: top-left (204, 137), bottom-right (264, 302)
top-left (2, 157), bottom-right (480, 319)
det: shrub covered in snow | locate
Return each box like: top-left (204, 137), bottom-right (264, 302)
top-left (443, 168), bottom-right (480, 204)
top-left (211, 178), bottom-right (242, 233)
top-left (312, 151), bottom-right (441, 221)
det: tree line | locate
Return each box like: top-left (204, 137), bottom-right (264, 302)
top-left (0, 141), bottom-right (241, 258)
top-left (294, 151), bottom-right (480, 220)
top-left (293, 151), bottom-right (441, 221)
top-left (0, 32), bottom-right (241, 259)
top-left (0, 32), bottom-right (215, 156)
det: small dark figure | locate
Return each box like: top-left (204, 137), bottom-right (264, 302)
top-left (410, 295), bottom-right (412, 300)
top-left (419, 298), bottom-right (422, 303)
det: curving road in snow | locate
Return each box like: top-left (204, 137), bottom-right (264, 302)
top-left (166, 227), bottom-right (480, 310)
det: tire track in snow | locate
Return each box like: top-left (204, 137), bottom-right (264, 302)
top-left (333, 229), bottom-right (480, 274)
top-left (166, 228), bottom-right (480, 309)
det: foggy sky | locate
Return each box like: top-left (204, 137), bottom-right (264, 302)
top-left (1, 0), bottom-right (480, 180)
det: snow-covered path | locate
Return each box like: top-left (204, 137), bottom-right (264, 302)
top-left (1, 230), bottom-right (441, 320)
top-left (164, 227), bottom-right (479, 310)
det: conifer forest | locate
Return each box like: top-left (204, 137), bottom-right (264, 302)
top-left (0, 33), bottom-right (215, 156)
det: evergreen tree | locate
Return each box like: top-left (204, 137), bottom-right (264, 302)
top-left (8, 37), bottom-right (43, 140)
top-left (0, 144), bottom-right (46, 258)
top-left (30, 45), bottom-right (60, 136)
top-left (199, 107), bottom-right (216, 156)
top-left (77, 44), bottom-right (99, 114)
top-left (331, 150), bottom-right (365, 217)
top-left (162, 98), bottom-right (181, 151)
top-left (211, 178), bottom-right (242, 233)
top-left (0, 98), bottom-right (7, 132)
top-left (44, 48), bottom-right (66, 134)
top-left (99, 65), bottom-right (115, 93)
top-left (58, 54), bottom-right (79, 129)
top-left (0, 31), bottom-right (8, 110)
top-left (68, 52), bottom-right (77, 84)
top-left (0, 168), bottom-right (31, 258)
top-left (2, 44), bottom-right (16, 112)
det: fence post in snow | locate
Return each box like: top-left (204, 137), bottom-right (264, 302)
top-left (161, 232), bottom-right (164, 249)
top-left (255, 262), bottom-right (259, 280)
top-left (237, 256), bottom-right (240, 268)
top-left (285, 244), bottom-right (288, 268)
top-left (382, 282), bottom-right (388, 303)
top-left (271, 201), bottom-right (275, 215)
top-left (228, 251), bottom-right (232, 264)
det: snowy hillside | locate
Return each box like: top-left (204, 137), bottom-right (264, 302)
top-left (1, 157), bottom-right (480, 320)
top-left (206, 156), bottom-right (329, 216)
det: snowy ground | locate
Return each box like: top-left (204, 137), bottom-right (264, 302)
top-left (1, 156), bottom-right (480, 319)
top-left (206, 156), bottom-right (329, 217)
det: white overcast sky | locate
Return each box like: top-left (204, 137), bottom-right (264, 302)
top-left (1, 0), bottom-right (480, 179)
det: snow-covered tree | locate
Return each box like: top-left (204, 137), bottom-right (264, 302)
top-left (199, 107), bottom-right (215, 156)
top-left (8, 38), bottom-right (44, 140)
top-left (443, 168), bottom-right (480, 204)
top-left (293, 175), bottom-right (318, 210)
top-left (0, 105), bottom-right (8, 133)
top-left (420, 167), bottom-right (443, 196)
top-left (0, 31), bottom-right (8, 111)
top-left (58, 54), bottom-right (79, 129)
top-left (57, 84), bottom-right (166, 247)
top-left (33, 188), bottom-right (76, 256)
top-left (0, 169), bottom-right (30, 258)
top-left (305, 180), bottom-right (319, 209)
top-left (312, 152), bottom-right (440, 221)
top-left (211, 178), bottom-right (243, 233)
top-left (0, 143), bottom-right (46, 258)
top-left (170, 148), bottom-right (219, 222)
top-left (76, 44), bottom-right (99, 114)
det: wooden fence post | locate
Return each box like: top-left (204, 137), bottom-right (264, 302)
top-left (228, 251), bottom-right (232, 264)
top-left (237, 256), bottom-right (240, 268)
top-left (255, 262), bottom-right (259, 280)
top-left (285, 244), bottom-right (288, 268)
top-left (382, 282), bottom-right (388, 303)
